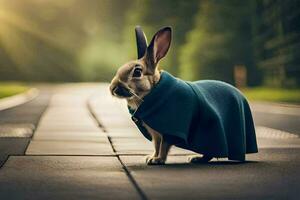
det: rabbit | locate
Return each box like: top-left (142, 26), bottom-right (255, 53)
top-left (110, 27), bottom-right (172, 165)
top-left (109, 26), bottom-right (212, 165)
top-left (109, 26), bottom-right (258, 165)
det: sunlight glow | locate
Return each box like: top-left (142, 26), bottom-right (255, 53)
top-left (0, 9), bottom-right (69, 67)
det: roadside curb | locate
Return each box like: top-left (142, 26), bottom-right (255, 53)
top-left (0, 88), bottom-right (39, 111)
top-left (250, 101), bottom-right (300, 108)
top-left (250, 101), bottom-right (300, 117)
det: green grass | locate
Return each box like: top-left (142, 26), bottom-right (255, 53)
top-left (0, 82), bottom-right (29, 99)
top-left (242, 87), bottom-right (300, 104)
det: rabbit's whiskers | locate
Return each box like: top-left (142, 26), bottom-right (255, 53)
top-left (128, 90), bottom-right (144, 103)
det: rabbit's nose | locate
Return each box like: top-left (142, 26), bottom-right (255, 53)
top-left (110, 84), bottom-right (116, 92)
top-left (109, 83), bottom-right (117, 95)
top-left (110, 85), bottom-right (119, 96)
top-left (112, 86), bottom-right (118, 94)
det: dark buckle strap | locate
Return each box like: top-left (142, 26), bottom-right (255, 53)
top-left (131, 116), bottom-right (139, 123)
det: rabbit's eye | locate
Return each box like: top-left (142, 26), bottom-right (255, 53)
top-left (132, 67), bottom-right (143, 78)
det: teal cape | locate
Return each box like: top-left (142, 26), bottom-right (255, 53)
top-left (129, 71), bottom-right (258, 161)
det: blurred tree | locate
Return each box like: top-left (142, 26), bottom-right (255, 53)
top-left (122, 0), bottom-right (200, 75)
top-left (252, 0), bottom-right (300, 87)
top-left (0, 0), bottom-right (84, 81)
top-left (0, 0), bottom-right (132, 82)
top-left (179, 0), bottom-right (256, 85)
top-left (0, 0), bottom-right (298, 86)
top-left (78, 0), bottom-right (133, 81)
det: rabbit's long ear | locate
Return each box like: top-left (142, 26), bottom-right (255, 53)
top-left (135, 26), bottom-right (148, 59)
top-left (146, 27), bottom-right (172, 74)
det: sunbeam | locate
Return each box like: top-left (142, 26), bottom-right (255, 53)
top-left (0, 8), bottom-right (71, 68)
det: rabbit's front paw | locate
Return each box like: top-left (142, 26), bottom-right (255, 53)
top-left (146, 156), bottom-right (165, 165)
top-left (145, 155), bottom-right (154, 163)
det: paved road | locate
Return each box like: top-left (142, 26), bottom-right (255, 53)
top-left (251, 102), bottom-right (300, 135)
top-left (0, 83), bottom-right (299, 200)
top-left (0, 88), bottom-right (51, 167)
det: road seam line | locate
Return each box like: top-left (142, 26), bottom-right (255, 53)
top-left (24, 93), bottom-right (51, 154)
top-left (87, 97), bottom-right (148, 200)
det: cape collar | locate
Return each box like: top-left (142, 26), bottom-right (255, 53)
top-left (129, 71), bottom-right (177, 119)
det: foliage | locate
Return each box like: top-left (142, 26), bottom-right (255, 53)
top-left (0, 0), bottom-right (131, 82)
top-left (242, 87), bottom-right (300, 104)
top-left (179, 0), bottom-right (254, 84)
top-left (0, 0), bottom-right (299, 88)
top-left (0, 82), bottom-right (28, 98)
top-left (123, 0), bottom-right (199, 75)
top-left (252, 0), bottom-right (300, 87)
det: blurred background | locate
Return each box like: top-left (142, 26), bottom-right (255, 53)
top-left (0, 0), bottom-right (299, 102)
